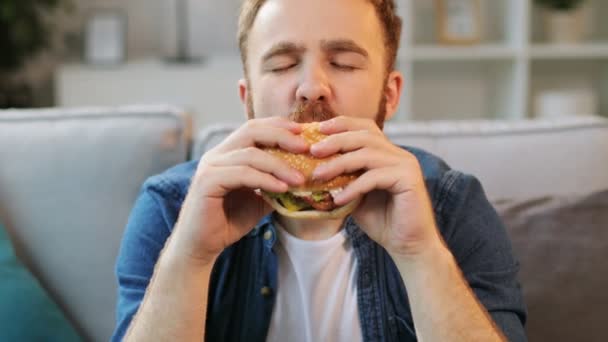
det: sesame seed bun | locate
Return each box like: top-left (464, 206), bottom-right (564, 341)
top-left (264, 122), bottom-right (359, 191)
top-left (261, 122), bottom-right (361, 219)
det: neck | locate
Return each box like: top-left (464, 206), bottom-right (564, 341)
top-left (274, 214), bottom-right (345, 241)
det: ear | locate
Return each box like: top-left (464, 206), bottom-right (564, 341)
top-left (383, 70), bottom-right (403, 122)
top-left (238, 78), bottom-right (251, 120)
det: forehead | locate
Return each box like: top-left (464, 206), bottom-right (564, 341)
top-left (248, 0), bottom-right (384, 58)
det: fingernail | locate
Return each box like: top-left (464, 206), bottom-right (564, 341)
top-left (312, 166), bottom-right (324, 179)
top-left (310, 142), bottom-right (322, 153)
top-left (288, 122), bottom-right (302, 132)
top-left (293, 172), bottom-right (305, 183)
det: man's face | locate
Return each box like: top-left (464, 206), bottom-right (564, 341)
top-left (239, 0), bottom-right (402, 126)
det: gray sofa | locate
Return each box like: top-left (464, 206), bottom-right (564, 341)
top-left (0, 106), bottom-right (190, 341)
top-left (1, 106), bottom-right (606, 341)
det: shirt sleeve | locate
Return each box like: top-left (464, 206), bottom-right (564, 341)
top-left (436, 170), bottom-right (528, 342)
top-left (111, 180), bottom-right (178, 342)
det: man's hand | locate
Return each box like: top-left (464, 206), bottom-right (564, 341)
top-left (171, 117), bottom-right (308, 264)
top-left (309, 116), bottom-right (444, 262)
top-left (124, 117), bottom-right (309, 341)
top-left (309, 116), bottom-right (507, 341)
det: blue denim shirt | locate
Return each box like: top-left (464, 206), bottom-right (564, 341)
top-left (112, 146), bottom-right (527, 342)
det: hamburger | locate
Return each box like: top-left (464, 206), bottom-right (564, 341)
top-left (261, 122), bottom-right (361, 219)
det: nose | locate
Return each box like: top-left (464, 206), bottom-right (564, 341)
top-left (295, 61), bottom-right (331, 103)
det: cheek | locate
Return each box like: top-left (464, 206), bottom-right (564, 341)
top-left (253, 81), bottom-right (294, 118)
top-left (334, 77), bottom-right (383, 118)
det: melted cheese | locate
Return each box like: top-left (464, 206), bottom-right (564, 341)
top-left (290, 188), bottom-right (343, 198)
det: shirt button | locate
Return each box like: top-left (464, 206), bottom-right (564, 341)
top-left (263, 230), bottom-right (273, 241)
top-left (260, 286), bottom-right (272, 297)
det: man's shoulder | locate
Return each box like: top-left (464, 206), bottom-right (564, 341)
top-left (401, 145), bottom-right (452, 180)
top-left (399, 145), bottom-right (471, 208)
top-left (140, 159), bottom-right (199, 201)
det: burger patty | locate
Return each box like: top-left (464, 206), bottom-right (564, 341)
top-left (298, 192), bottom-right (337, 211)
top-left (268, 190), bottom-right (339, 212)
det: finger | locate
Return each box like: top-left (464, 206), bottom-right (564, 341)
top-left (218, 121), bottom-right (308, 154)
top-left (318, 116), bottom-right (382, 135)
top-left (211, 147), bottom-right (305, 186)
top-left (226, 188), bottom-right (275, 223)
top-left (259, 116), bottom-right (303, 134)
top-left (333, 167), bottom-right (402, 205)
top-left (309, 130), bottom-right (387, 158)
top-left (203, 165), bottom-right (289, 198)
top-left (312, 148), bottom-right (399, 181)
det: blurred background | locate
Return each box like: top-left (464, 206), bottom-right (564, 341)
top-left (2, 0), bottom-right (608, 130)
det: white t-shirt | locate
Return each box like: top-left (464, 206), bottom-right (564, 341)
top-left (266, 222), bottom-right (363, 342)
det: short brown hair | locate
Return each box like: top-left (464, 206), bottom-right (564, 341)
top-left (237, 0), bottom-right (402, 75)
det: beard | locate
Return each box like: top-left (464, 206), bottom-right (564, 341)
top-left (246, 81), bottom-right (389, 129)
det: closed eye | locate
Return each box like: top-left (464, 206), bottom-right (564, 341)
top-left (330, 61), bottom-right (357, 71)
top-left (270, 63), bottom-right (298, 73)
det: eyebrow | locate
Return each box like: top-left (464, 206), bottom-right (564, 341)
top-left (321, 39), bottom-right (369, 58)
top-left (261, 42), bottom-right (305, 63)
top-left (261, 39), bottom-right (369, 63)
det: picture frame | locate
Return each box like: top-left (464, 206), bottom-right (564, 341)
top-left (84, 9), bottom-right (127, 65)
top-left (435, 0), bottom-right (482, 45)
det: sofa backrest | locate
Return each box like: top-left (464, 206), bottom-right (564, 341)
top-left (193, 116), bottom-right (608, 201)
top-left (0, 106), bottom-right (190, 342)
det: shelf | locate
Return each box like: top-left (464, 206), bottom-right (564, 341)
top-left (57, 57), bottom-right (245, 130)
top-left (409, 60), bottom-right (520, 121)
top-left (55, 0), bottom-right (608, 125)
top-left (410, 44), bottom-right (518, 61)
top-left (530, 0), bottom-right (608, 44)
top-left (530, 43), bottom-right (608, 59)
top-left (409, 0), bottom-right (516, 46)
top-left (395, 0), bottom-right (608, 121)
top-left (528, 60), bottom-right (608, 118)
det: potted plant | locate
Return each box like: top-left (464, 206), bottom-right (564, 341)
top-left (535, 0), bottom-right (589, 43)
top-left (0, 0), bottom-right (70, 108)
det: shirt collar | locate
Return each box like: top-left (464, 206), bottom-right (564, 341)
top-left (249, 213), bottom-right (274, 236)
top-left (249, 212), bottom-right (366, 248)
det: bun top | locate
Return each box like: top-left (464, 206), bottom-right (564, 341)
top-left (300, 122), bottom-right (326, 145)
top-left (264, 122), bottom-right (358, 191)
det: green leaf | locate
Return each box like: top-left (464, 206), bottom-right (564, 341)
top-left (0, 3), bottom-right (16, 21)
top-left (311, 192), bottom-right (327, 202)
top-left (0, 0), bottom-right (66, 72)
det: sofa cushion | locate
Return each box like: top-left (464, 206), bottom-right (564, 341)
top-left (0, 221), bottom-right (82, 342)
top-left (0, 105), bottom-right (190, 342)
top-left (496, 190), bottom-right (608, 342)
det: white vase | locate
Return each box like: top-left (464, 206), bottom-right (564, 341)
top-left (542, 5), bottom-right (590, 43)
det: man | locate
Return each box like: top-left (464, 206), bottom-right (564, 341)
top-left (112, 0), bottom-right (527, 341)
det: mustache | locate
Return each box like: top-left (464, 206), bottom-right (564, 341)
top-left (288, 101), bottom-right (338, 123)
